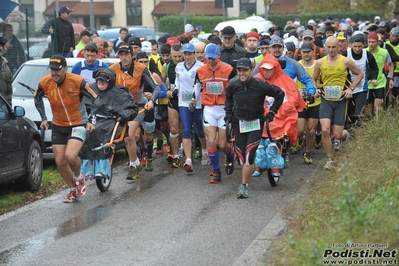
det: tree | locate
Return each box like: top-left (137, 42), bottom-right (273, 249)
top-left (298, 0), bottom-right (392, 14)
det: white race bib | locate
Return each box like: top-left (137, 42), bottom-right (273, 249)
top-left (239, 119), bottom-right (260, 133)
top-left (325, 86), bottom-right (341, 99)
top-left (206, 82), bottom-right (223, 95)
top-left (71, 126), bottom-right (87, 141)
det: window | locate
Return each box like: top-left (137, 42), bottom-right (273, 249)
top-left (127, 0), bottom-right (142, 25)
top-left (240, 0), bottom-right (256, 16)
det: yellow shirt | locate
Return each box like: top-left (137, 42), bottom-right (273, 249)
top-left (320, 55), bottom-right (350, 101)
top-left (297, 61), bottom-right (321, 107)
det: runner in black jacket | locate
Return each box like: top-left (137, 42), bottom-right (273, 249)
top-left (225, 58), bottom-right (285, 199)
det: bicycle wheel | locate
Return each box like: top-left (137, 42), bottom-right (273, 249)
top-left (267, 168), bottom-right (281, 187)
top-left (96, 167), bottom-right (113, 192)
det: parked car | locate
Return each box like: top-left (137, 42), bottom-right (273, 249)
top-left (98, 27), bottom-right (156, 42)
top-left (12, 57), bottom-right (120, 160)
top-left (0, 94), bottom-right (43, 191)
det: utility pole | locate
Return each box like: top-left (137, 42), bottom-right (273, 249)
top-left (222, 0), bottom-right (226, 22)
top-left (183, 0), bottom-right (187, 25)
top-left (90, 0), bottom-right (94, 29)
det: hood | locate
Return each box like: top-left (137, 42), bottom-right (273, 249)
top-left (257, 54), bottom-right (283, 83)
top-left (92, 68), bottom-right (116, 90)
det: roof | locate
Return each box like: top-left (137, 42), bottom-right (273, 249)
top-left (269, 0), bottom-right (299, 14)
top-left (43, 1), bottom-right (113, 16)
top-left (153, 1), bottom-right (223, 16)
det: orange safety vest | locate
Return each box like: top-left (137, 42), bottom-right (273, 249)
top-left (197, 61), bottom-right (233, 106)
top-left (109, 62), bottom-right (147, 103)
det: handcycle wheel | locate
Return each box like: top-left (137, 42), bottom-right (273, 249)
top-left (96, 167), bottom-right (113, 192)
top-left (267, 168), bottom-right (280, 187)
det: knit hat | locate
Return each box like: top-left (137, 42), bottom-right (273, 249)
top-left (368, 32), bottom-right (379, 41)
top-left (185, 24), bottom-right (194, 33)
top-left (246, 31), bottom-right (259, 40)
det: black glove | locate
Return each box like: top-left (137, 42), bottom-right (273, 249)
top-left (264, 111), bottom-right (275, 122)
top-left (116, 115), bottom-right (123, 122)
top-left (172, 89), bottom-right (178, 98)
top-left (224, 113), bottom-right (232, 124)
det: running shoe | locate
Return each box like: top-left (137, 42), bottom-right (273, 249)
top-left (145, 158), bottom-right (153, 172)
top-left (314, 133), bottom-right (322, 149)
top-left (156, 149), bottom-right (164, 156)
top-left (63, 189), bottom-right (78, 203)
top-left (290, 144), bottom-right (298, 154)
top-left (237, 184), bottom-right (248, 199)
top-left (75, 174), bottom-right (87, 196)
top-left (172, 157), bottom-right (181, 168)
top-left (324, 158), bottom-right (333, 170)
top-left (201, 152), bottom-right (211, 166)
top-left (183, 160), bottom-right (193, 172)
top-left (166, 153), bottom-right (174, 164)
top-left (209, 169), bottom-right (221, 183)
top-left (303, 152), bottom-right (313, 164)
top-left (153, 140), bottom-right (158, 150)
top-left (126, 165), bottom-right (140, 180)
top-left (178, 145), bottom-right (184, 158)
top-left (193, 148), bottom-right (201, 159)
top-left (224, 156), bottom-right (234, 175)
top-left (333, 139), bottom-right (341, 151)
top-left (252, 167), bottom-right (262, 177)
top-left (343, 129), bottom-right (350, 144)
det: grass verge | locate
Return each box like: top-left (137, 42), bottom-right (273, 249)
top-left (266, 110), bottom-right (399, 265)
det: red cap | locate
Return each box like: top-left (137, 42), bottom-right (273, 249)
top-left (246, 31), bottom-right (259, 40)
top-left (368, 32), bottom-right (379, 41)
top-left (166, 37), bottom-right (179, 45)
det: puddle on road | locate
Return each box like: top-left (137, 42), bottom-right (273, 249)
top-left (0, 170), bottom-right (170, 264)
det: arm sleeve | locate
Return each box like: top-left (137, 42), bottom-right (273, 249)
top-left (116, 90), bottom-right (138, 122)
top-left (367, 51), bottom-right (379, 80)
top-left (34, 84), bottom-right (48, 121)
top-left (224, 81), bottom-right (233, 115)
top-left (265, 83), bottom-right (285, 114)
top-left (41, 19), bottom-right (53, 34)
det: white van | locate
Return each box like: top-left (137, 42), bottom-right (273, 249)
top-left (214, 15), bottom-right (273, 36)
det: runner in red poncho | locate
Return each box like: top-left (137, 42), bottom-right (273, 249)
top-left (252, 54), bottom-right (307, 175)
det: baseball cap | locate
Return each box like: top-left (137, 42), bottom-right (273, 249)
top-left (141, 41), bottom-right (152, 53)
top-left (58, 5), bottom-right (73, 13)
top-left (128, 36), bottom-right (142, 47)
top-left (325, 25), bottom-right (335, 33)
top-left (285, 42), bottom-right (296, 52)
top-left (118, 44), bottom-right (133, 54)
top-left (337, 32), bottom-right (348, 40)
top-left (368, 24), bottom-right (379, 31)
top-left (210, 36), bottom-right (222, 45)
top-left (205, 43), bottom-right (220, 59)
top-left (136, 51), bottom-right (148, 60)
top-left (368, 32), bottom-right (379, 41)
top-left (80, 30), bottom-right (92, 38)
top-left (302, 29), bottom-right (315, 39)
top-left (182, 43), bottom-right (195, 53)
top-left (95, 71), bottom-right (110, 82)
top-left (246, 31), bottom-right (259, 40)
top-left (259, 39), bottom-right (270, 46)
top-left (316, 27), bottom-right (326, 34)
top-left (379, 21), bottom-right (387, 27)
top-left (48, 55), bottom-right (67, 69)
top-left (260, 62), bottom-right (274, 69)
top-left (301, 42), bottom-right (313, 52)
top-left (269, 36), bottom-right (284, 47)
top-left (221, 26), bottom-right (236, 38)
top-left (390, 27), bottom-right (399, 36)
top-left (375, 16), bottom-right (381, 20)
top-left (308, 19), bottom-right (316, 25)
top-left (185, 24), bottom-right (194, 33)
top-left (166, 37), bottom-right (179, 45)
top-left (236, 58), bottom-right (252, 69)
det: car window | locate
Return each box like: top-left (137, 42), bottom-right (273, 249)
top-left (12, 65), bottom-right (73, 97)
top-left (0, 97), bottom-right (10, 119)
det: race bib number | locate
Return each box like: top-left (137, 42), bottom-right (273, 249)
top-left (239, 119), bottom-right (260, 133)
top-left (206, 82), bottom-right (223, 95)
top-left (71, 126), bottom-right (87, 141)
top-left (170, 84), bottom-right (176, 91)
top-left (325, 86), bottom-right (341, 99)
top-left (300, 88), bottom-right (307, 98)
top-left (143, 121), bottom-right (156, 133)
top-left (181, 91), bottom-right (192, 101)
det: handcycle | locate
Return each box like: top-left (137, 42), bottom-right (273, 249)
top-left (83, 108), bottom-right (146, 192)
top-left (226, 117), bottom-right (289, 187)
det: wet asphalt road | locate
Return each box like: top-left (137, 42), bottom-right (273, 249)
top-left (0, 149), bottom-right (324, 266)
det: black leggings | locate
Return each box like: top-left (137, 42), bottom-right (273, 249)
top-left (233, 121), bottom-right (264, 166)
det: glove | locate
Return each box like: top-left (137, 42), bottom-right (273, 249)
top-left (116, 115), bottom-right (123, 122)
top-left (172, 89), bottom-right (178, 98)
top-left (188, 99), bottom-right (197, 112)
top-left (224, 113), bottom-right (232, 124)
top-left (264, 111), bottom-right (275, 122)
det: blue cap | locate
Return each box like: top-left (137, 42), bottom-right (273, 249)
top-left (205, 43), bottom-right (220, 59)
top-left (58, 5), bottom-right (73, 13)
top-left (182, 43), bottom-right (195, 53)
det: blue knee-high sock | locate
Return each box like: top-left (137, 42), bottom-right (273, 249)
top-left (208, 148), bottom-right (220, 170)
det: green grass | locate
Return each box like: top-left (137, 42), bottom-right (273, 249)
top-left (266, 110), bottom-right (399, 265)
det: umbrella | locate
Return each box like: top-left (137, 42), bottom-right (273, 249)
top-left (72, 23), bottom-right (86, 33)
top-left (0, 0), bottom-right (20, 20)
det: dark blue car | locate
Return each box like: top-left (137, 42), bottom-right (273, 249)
top-left (0, 94), bottom-right (43, 191)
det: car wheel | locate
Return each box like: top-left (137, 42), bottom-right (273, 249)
top-left (21, 140), bottom-right (43, 191)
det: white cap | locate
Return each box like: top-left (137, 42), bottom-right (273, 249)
top-left (141, 41), bottom-right (152, 53)
top-left (185, 24), bottom-right (194, 33)
top-left (308, 19), bottom-right (315, 25)
top-left (293, 21), bottom-right (300, 26)
top-left (375, 16), bottom-right (381, 21)
top-left (352, 30), bottom-right (364, 36)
